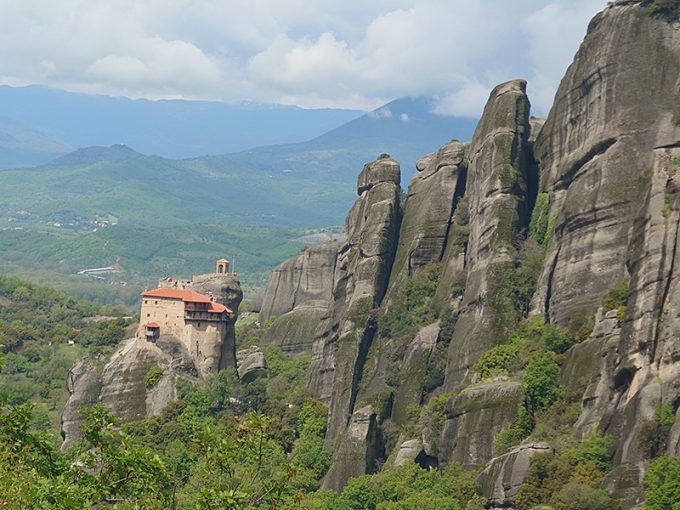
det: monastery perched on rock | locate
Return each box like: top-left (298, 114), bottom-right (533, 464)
top-left (61, 258), bottom-right (243, 449)
top-left (135, 258), bottom-right (242, 376)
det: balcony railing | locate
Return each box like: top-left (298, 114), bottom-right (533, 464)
top-left (184, 310), bottom-right (227, 322)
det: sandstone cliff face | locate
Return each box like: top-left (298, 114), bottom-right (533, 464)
top-left (439, 381), bottom-right (524, 469)
top-left (252, 2), bottom-right (680, 502)
top-left (478, 442), bottom-right (553, 507)
top-left (61, 275), bottom-right (242, 447)
top-left (386, 141), bottom-right (467, 298)
top-left (527, 3), bottom-right (680, 505)
top-left (259, 242), bottom-right (338, 354)
top-left (443, 79), bottom-right (532, 392)
top-left (311, 158), bottom-right (401, 444)
top-left (290, 157), bottom-right (402, 490)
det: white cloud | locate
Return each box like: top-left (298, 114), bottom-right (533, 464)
top-left (400, 113), bottom-right (409, 122)
top-left (0, 0), bottom-right (607, 116)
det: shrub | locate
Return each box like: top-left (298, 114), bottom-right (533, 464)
top-left (529, 192), bottom-right (550, 246)
top-left (542, 323), bottom-right (573, 354)
top-left (570, 429), bottom-right (614, 472)
top-left (644, 455), bottom-right (680, 510)
top-left (437, 308), bottom-right (457, 347)
top-left (474, 341), bottom-right (523, 379)
top-left (418, 392), bottom-right (454, 444)
top-left (144, 365), bottom-right (164, 388)
top-left (523, 351), bottom-right (562, 414)
top-left (515, 434), bottom-right (617, 510)
top-left (643, 0), bottom-right (680, 21)
top-left (639, 403), bottom-right (676, 458)
top-left (493, 406), bottom-right (532, 455)
top-left (551, 483), bottom-right (621, 510)
top-left (601, 279), bottom-right (629, 314)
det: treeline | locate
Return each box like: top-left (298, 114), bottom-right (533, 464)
top-left (0, 275), bottom-right (131, 429)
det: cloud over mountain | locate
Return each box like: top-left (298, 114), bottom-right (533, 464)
top-left (0, 0), bottom-right (605, 117)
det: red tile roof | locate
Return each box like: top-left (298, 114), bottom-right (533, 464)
top-left (146, 322), bottom-right (159, 328)
top-left (141, 288), bottom-right (233, 313)
top-left (141, 288), bottom-right (211, 303)
top-left (208, 302), bottom-right (232, 313)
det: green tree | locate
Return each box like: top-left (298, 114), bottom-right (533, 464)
top-left (644, 455), bottom-right (680, 510)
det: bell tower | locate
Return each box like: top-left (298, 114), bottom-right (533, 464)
top-left (216, 258), bottom-right (230, 274)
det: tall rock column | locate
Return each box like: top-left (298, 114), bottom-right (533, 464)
top-left (306, 156), bottom-right (401, 490)
top-left (529, 3), bottom-right (680, 504)
top-left (443, 79), bottom-right (532, 392)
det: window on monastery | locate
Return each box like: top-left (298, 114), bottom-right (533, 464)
top-left (155, 301), bottom-right (158, 304)
top-left (147, 313), bottom-right (150, 317)
top-left (198, 322), bottom-right (201, 327)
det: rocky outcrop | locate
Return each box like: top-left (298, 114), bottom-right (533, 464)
top-left (526, 3), bottom-right (680, 504)
top-left (530, 2), bottom-right (680, 327)
top-left (439, 380), bottom-right (525, 469)
top-left (308, 156), bottom-right (401, 443)
top-left (260, 242), bottom-right (338, 354)
top-left (61, 360), bottom-right (103, 449)
top-left (254, 3), bottom-right (680, 499)
top-left (390, 323), bottom-right (439, 426)
top-left (478, 442), bottom-right (553, 507)
top-left (386, 141), bottom-right (467, 297)
top-left (236, 346), bottom-right (267, 383)
top-left (61, 337), bottom-right (178, 448)
top-left (443, 79), bottom-right (532, 393)
top-left (61, 275), bottom-right (242, 448)
top-left (321, 405), bottom-right (382, 491)
top-left (260, 242), bottom-right (338, 321)
top-left (188, 273), bottom-right (243, 370)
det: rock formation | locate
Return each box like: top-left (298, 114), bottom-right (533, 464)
top-left (60, 273), bottom-right (242, 448)
top-left (318, 158), bottom-right (401, 443)
top-left (259, 242), bottom-right (338, 354)
top-left (56, 1), bottom-right (680, 505)
top-left (478, 442), bottom-right (553, 507)
top-left (443, 79), bottom-right (532, 393)
top-left (257, 4), bottom-right (680, 504)
top-left (236, 346), bottom-right (267, 383)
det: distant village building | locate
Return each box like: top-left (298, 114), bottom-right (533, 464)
top-left (137, 258), bottom-right (235, 364)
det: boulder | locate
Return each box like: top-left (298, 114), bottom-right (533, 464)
top-left (236, 346), bottom-right (267, 383)
top-left (439, 380), bottom-right (525, 469)
top-left (478, 442), bottom-right (553, 507)
top-left (393, 438), bottom-right (438, 469)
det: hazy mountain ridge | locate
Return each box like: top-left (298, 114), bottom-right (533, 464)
top-left (0, 84), bottom-right (364, 162)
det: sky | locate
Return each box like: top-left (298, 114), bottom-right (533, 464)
top-left (0, 0), bottom-right (607, 117)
